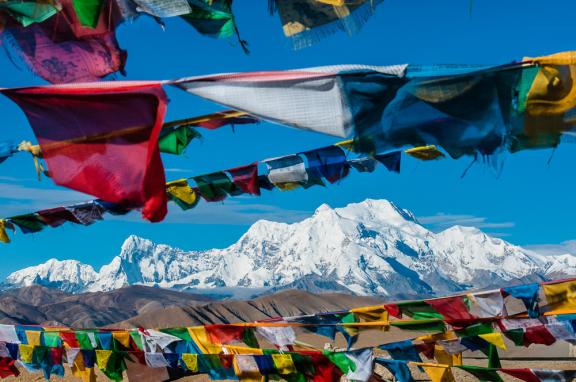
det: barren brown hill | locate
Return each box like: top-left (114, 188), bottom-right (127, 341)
top-left (0, 285), bottom-right (213, 327)
top-left (113, 289), bottom-right (383, 328)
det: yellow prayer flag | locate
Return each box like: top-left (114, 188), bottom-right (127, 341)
top-left (188, 326), bottom-right (221, 354)
top-left (19, 344), bottom-right (34, 363)
top-left (418, 363), bottom-right (456, 382)
top-left (316, 0), bottom-right (346, 5)
top-left (166, 179), bottom-right (198, 205)
top-left (434, 345), bottom-right (462, 366)
top-left (350, 306), bottom-right (389, 324)
top-left (478, 333), bottom-right (507, 350)
top-left (404, 145), bottom-right (445, 161)
top-left (112, 331), bottom-right (131, 348)
top-left (96, 349), bottom-right (112, 370)
top-left (25, 330), bottom-right (41, 347)
top-left (271, 354), bottom-right (297, 375)
top-left (527, 51), bottom-right (576, 66)
top-left (234, 355), bottom-right (264, 382)
top-left (182, 353), bottom-right (198, 372)
top-left (71, 353), bottom-right (96, 382)
top-left (416, 331), bottom-right (458, 343)
top-left (543, 280), bottom-right (576, 312)
top-left (0, 220), bottom-right (11, 244)
top-left (223, 345), bottom-right (263, 355)
top-left (274, 182), bottom-right (302, 191)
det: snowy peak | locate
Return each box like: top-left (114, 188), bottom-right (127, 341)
top-left (5, 259), bottom-right (98, 293)
top-left (3, 199), bottom-right (575, 298)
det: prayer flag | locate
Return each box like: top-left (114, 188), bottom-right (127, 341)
top-left (426, 296), bottom-right (476, 322)
top-left (302, 146), bottom-right (349, 184)
top-left (3, 82), bottom-right (169, 222)
top-left (502, 283), bottom-right (540, 318)
top-left (228, 163), bottom-right (260, 195)
top-left (458, 365), bottom-right (503, 382)
top-left (265, 155), bottom-right (309, 190)
top-left (166, 179), bottom-right (199, 210)
top-left (255, 324), bottom-right (296, 349)
top-left (543, 280), bottom-right (576, 312)
top-left (419, 363), bottom-right (455, 382)
top-left (375, 151), bottom-right (401, 173)
top-left (3, 0), bottom-right (126, 83)
top-left (375, 359), bottom-right (413, 382)
top-left (193, 172), bottom-right (238, 201)
top-left (271, 0), bottom-right (384, 50)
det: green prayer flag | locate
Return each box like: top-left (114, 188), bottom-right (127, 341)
top-left (102, 352), bottom-right (126, 382)
top-left (181, 0), bottom-right (236, 39)
top-left (242, 328), bottom-right (260, 349)
top-left (396, 301), bottom-right (444, 320)
top-left (0, 1), bottom-right (58, 27)
top-left (76, 332), bottom-right (94, 350)
top-left (160, 328), bottom-right (193, 343)
top-left (32, 346), bottom-right (49, 365)
top-left (504, 329), bottom-right (524, 347)
top-left (181, 0), bottom-right (248, 53)
top-left (194, 172), bottom-right (239, 201)
top-left (390, 319), bottom-right (445, 332)
top-left (324, 351), bottom-right (354, 374)
top-left (487, 344), bottom-right (501, 369)
top-left (72, 0), bottom-right (104, 28)
top-left (129, 331), bottom-right (143, 350)
top-left (455, 323), bottom-right (494, 337)
top-left (458, 365), bottom-right (503, 382)
top-left (10, 214), bottom-right (46, 233)
top-left (43, 332), bottom-right (61, 348)
top-left (158, 126), bottom-right (201, 155)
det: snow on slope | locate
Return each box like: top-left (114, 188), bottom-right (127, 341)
top-left (4, 199), bottom-right (575, 298)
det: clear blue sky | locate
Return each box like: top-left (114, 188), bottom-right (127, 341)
top-left (0, 0), bottom-right (574, 276)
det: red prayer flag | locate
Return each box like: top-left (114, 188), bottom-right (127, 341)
top-left (60, 332), bottom-right (80, 348)
top-left (228, 163), bottom-right (260, 195)
top-left (426, 296), bottom-right (476, 322)
top-left (37, 207), bottom-right (82, 227)
top-left (523, 325), bottom-right (556, 347)
top-left (500, 369), bottom-right (540, 382)
top-left (205, 325), bottom-right (245, 344)
top-left (384, 304), bottom-right (402, 318)
top-left (300, 351), bottom-right (343, 382)
top-left (0, 358), bottom-right (19, 379)
top-left (3, 82), bottom-right (169, 222)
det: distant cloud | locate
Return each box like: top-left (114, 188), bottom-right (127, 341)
top-left (164, 168), bottom-right (194, 173)
top-left (417, 213), bottom-right (515, 231)
top-left (0, 182), bottom-right (91, 216)
top-left (524, 240), bottom-right (576, 256)
top-left (163, 200), bottom-right (310, 225)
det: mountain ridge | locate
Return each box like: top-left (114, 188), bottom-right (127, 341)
top-left (4, 199), bottom-right (575, 298)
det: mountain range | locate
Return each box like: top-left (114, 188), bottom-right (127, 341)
top-left (4, 199), bottom-right (576, 299)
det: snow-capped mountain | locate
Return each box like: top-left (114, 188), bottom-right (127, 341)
top-left (4, 199), bottom-right (576, 298)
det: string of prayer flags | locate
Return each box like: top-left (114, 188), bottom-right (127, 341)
top-left (173, 51), bottom-right (576, 158)
top-left (0, 143), bottom-right (407, 242)
top-left (2, 82), bottom-right (169, 223)
top-left (0, 280), bottom-right (575, 380)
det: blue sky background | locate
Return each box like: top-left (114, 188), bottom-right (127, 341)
top-left (0, 0), bottom-right (575, 276)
